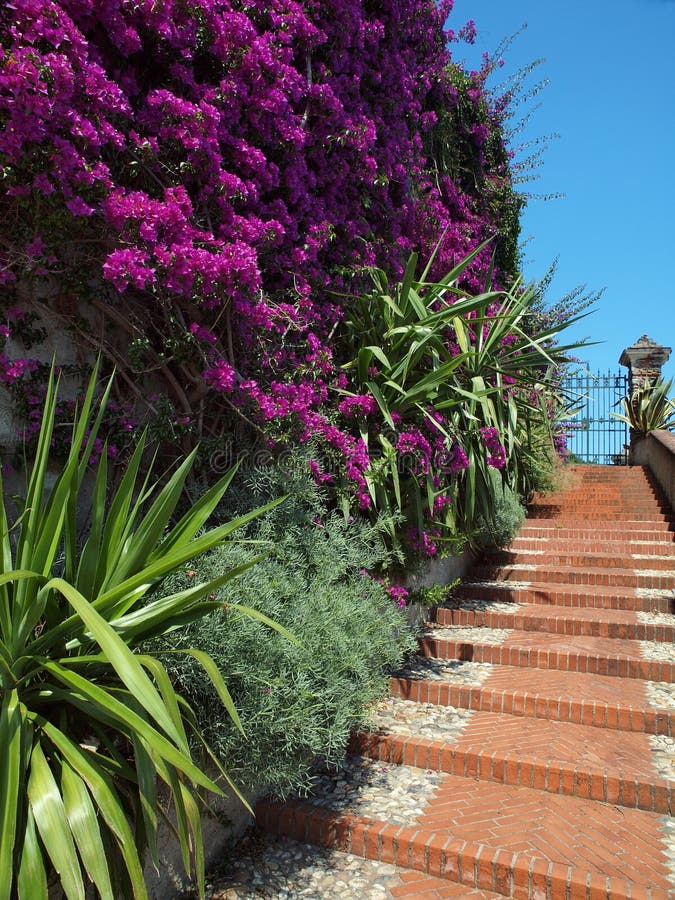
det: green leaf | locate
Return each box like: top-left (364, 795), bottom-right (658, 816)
top-left (45, 578), bottom-right (185, 746)
top-left (60, 758), bottom-right (115, 898)
top-left (41, 720), bottom-right (149, 899)
top-left (28, 740), bottom-right (85, 900)
top-left (16, 805), bottom-right (48, 900)
top-left (42, 663), bottom-right (220, 794)
top-left (0, 689), bottom-right (23, 900)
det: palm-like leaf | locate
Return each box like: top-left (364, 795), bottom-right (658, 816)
top-left (612, 378), bottom-right (675, 434)
top-left (338, 244), bottom-right (589, 539)
top-left (0, 363), bottom-right (285, 898)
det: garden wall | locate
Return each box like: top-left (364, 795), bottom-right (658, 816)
top-left (630, 430), bottom-right (675, 512)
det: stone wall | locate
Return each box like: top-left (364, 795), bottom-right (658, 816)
top-left (630, 430), bottom-right (675, 513)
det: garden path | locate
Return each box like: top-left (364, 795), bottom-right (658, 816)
top-left (210, 465), bottom-right (675, 899)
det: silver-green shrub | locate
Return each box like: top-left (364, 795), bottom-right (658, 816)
top-left (154, 456), bottom-right (417, 799)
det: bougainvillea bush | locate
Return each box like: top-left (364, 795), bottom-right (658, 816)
top-left (0, 0), bottom-right (571, 554)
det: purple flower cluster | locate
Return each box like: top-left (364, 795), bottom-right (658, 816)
top-left (480, 426), bottom-right (507, 469)
top-left (0, 0), bottom-right (525, 543)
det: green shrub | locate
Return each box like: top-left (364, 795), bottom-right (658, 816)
top-left (154, 457), bottom-right (417, 799)
top-left (473, 472), bottom-right (526, 550)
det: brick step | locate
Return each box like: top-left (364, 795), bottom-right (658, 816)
top-left (454, 580), bottom-right (674, 612)
top-left (525, 510), bottom-right (673, 524)
top-left (471, 563), bottom-right (675, 591)
top-left (433, 603), bottom-right (675, 642)
top-left (517, 520), bottom-right (675, 539)
top-left (518, 519), bottom-right (675, 546)
top-left (485, 548), bottom-right (675, 571)
top-left (351, 710), bottom-right (673, 813)
top-left (389, 664), bottom-right (674, 735)
top-left (506, 538), bottom-right (675, 556)
top-left (419, 628), bottom-right (675, 682)
top-left (257, 772), bottom-right (673, 899)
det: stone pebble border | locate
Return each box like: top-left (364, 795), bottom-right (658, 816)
top-left (199, 833), bottom-right (400, 899)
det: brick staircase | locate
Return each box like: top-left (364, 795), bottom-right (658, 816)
top-left (256, 465), bottom-right (675, 899)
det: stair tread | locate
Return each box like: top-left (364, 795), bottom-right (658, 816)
top-left (426, 624), bottom-right (664, 658)
top-left (392, 658), bottom-right (674, 714)
top-left (259, 767), bottom-right (674, 896)
top-left (362, 700), bottom-right (672, 788)
top-left (441, 601), bottom-right (673, 623)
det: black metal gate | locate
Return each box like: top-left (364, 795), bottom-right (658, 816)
top-left (561, 369), bottom-right (630, 465)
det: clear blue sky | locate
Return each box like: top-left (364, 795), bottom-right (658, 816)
top-left (450, 0), bottom-right (675, 384)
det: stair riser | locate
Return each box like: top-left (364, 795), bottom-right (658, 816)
top-left (509, 540), bottom-right (674, 555)
top-left (389, 677), bottom-right (675, 736)
top-left (419, 638), bottom-right (675, 682)
top-left (350, 731), bottom-right (673, 815)
top-left (473, 567), bottom-right (675, 589)
top-left (518, 524), bottom-right (674, 538)
top-left (256, 800), bottom-right (667, 900)
top-left (454, 585), bottom-right (674, 612)
top-left (486, 552), bottom-right (675, 571)
top-left (433, 608), bottom-right (675, 642)
top-left (527, 510), bottom-right (673, 523)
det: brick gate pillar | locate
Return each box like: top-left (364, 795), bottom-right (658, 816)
top-left (619, 335), bottom-right (671, 393)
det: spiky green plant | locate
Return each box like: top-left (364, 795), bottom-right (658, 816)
top-left (0, 363), bottom-right (287, 900)
top-left (613, 377), bottom-right (675, 435)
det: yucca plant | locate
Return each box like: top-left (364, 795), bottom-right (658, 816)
top-left (0, 363), bottom-right (287, 900)
top-left (338, 242), bottom-right (587, 541)
top-left (612, 377), bottom-right (675, 434)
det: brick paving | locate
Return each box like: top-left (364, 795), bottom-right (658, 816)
top-left (226, 464), bottom-right (675, 898)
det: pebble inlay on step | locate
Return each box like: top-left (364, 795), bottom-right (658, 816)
top-left (650, 734), bottom-right (675, 782)
top-left (394, 657), bottom-right (494, 685)
top-left (646, 679), bottom-right (675, 709)
top-left (424, 625), bottom-right (510, 644)
top-left (203, 834), bottom-right (400, 899)
top-left (300, 757), bottom-right (443, 826)
top-left (638, 609), bottom-right (675, 626)
top-left (365, 697), bottom-right (474, 741)
top-left (640, 639), bottom-right (675, 661)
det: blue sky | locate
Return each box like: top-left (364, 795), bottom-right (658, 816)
top-left (451, 0), bottom-right (675, 384)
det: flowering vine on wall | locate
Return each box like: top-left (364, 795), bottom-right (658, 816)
top-left (0, 0), bottom-right (532, 551)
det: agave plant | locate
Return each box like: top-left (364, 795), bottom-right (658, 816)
top-left (613, 377), bottom-right (675, 435)
top-left (0, 363), bottom-right (288, 899)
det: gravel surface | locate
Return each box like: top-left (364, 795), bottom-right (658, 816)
top-left (196, 833), bottom-right (400, 899)
top-left (299, 756), bottom-right (443, 826)
top-left (639, 640), bottom-right (675, 662)
top-left (393, 656), bottom-right (495, 685)
top-left (364, 697), bottom-right (475, 741)
top-left (650, 735), bottom-right (675, 783)
top-left (425, 625), bottom-right (510, 645)
top-left (438, 599), bottom-right (521, 613)
top-left (645, 680), bottom-right (675, 709)
top-left (636, 609), bottom-right (675, 626)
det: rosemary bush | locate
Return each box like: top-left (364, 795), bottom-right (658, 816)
top-left (155, 457), bottom-right (417, 799)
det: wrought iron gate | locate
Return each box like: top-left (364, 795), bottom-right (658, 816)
top-left (561, 369), bottom-right (630, 465)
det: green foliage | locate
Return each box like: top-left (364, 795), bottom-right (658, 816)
top-left (338, 242), bottom-right (588, 544)
top-left (408, 581), bottom-right (460, 608)
top-left (424, 63), bottom-right (524, 283)
top-left (473, 472), bottom-right (526, 550)
top-left (0, 363), bottom-right (281, 900)
top-left (154, 455), bottom-right (417, 799)
top-left (613, 378), bottom-right (675, 435)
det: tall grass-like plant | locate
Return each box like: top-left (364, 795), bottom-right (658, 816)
top-left (0, 363), bottom-right (285, 899)
top-left (613, 378), bottom-right (675, 434)
top-left (338, 243), bottom-right (586, 544)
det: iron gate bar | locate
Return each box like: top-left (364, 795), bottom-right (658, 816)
top-left (561, 369), bottom-right (630, 465)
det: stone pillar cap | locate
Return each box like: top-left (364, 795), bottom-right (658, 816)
top-left (619, 335), bottom-right (671, 369)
